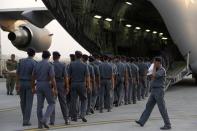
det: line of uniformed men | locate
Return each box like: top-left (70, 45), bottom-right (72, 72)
top-left (16, 48), bottom-right (151, 129)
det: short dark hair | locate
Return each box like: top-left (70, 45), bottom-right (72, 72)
top-left (42, 51), bottom-right (51, 59)
top-left (154, 57), bottom-right (162, 63)
top-left (89, 56), bottom-right (95, 62)
top-left (75, 51), bottom-right (82, 59)
top-left (53, 51), bottom-right (61, 57)
top-left (130, 57), bottom-right (135, 62)
top-left (27, 48), bottom-right (35, 57)
top-left (82, 54), bottom-right (88, 61)
top-left (70, 54), bottom-right (75, 61)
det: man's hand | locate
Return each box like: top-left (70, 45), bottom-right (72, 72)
top-left (16, 83), bottom-right (20, 93)
top-left (65, 87), bottom-right (70, 95)
top-left (32, 88), bottom-right (36, 94)
top-left (52, 88), bottom-right (58, 96)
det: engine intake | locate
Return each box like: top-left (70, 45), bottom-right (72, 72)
top-left (8, 23), bottom-right (52, 52)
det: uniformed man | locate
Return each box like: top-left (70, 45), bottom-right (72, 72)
top-left (82, 54), bottom-right (95, 115)
top-left (123, 57), bottom-right (131, 105)
top-left (99, 55), bottom-right (114, 112)
top-left (115, 56), bottom-right (127, 106)
top-left (92, 54), bottom-right (102, 110)
top-left (137, 57), bottom-right (148, 100)
top-left (129, 57), bottom-right (139, 104)
top-left (33, 51), bottom-right (57, 129)
top-left (109, 56), bottom-right (117, 108)
top-left (145, 58), bottom-right (152, 97)
top-left (16, 48), bottom-right (36, 126)
top-left (68, 51), bottom-right (90, 122)
top-left (136, 57), bottom-right (171, 130)
top-left (67, 54), bottom-right (76, 116)
top-left (51, 51), bottom-right (70, 125)
top-left (89, 56), bottom-right (100, 112)
top-left (6, 54), bottom-right (17, 95)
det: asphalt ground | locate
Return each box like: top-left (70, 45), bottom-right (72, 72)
top-left (0, 78), bottom-right (197, 131)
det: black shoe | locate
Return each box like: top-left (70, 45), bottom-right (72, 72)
top-left (10, 93), bottom-right (13, 95)
top-left (49, 123), bottom-right (54, 126)
top-left (41, 122), bottom-right (49, 129)
top-left (160, 125), bottom-right (171, 130)
top-left (90, 108), bottom-right (94, 114)
top-left (71, 118), bottom-right (78, 122)
top-left (133, 101), bottom-right (137, 104)
top-left (107, 109), bottom-right (112, 112)
top-left (81, 117), bottom-right (87, 122)
top-left (7, 92), bottom-right (9, 95)
top-left (99, 109), bottom-right (103, 113)
top-left (38, 125), bottom-right (43, 129)
top-left (65, 120), bottom-right (70, 125)
top-left (23, 123), bottom-right (32, 126)
top-left (135, 120), bottom-right (143, 127)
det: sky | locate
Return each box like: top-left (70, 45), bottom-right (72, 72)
top-left (0, 0), bottom-right (89, 59)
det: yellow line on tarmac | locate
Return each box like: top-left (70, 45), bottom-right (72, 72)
top-left (24, 114), bottom-right (197, 131)
top-left (0, 107), bottom-right (17, 112)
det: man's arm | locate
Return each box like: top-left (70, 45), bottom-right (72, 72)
top-left (50, 65), bottom-right (57, 96)
top-left (124, 68), bottom-right (128, 88)
top-left (85, 65), bottom-right (90, 90)
top-left (16, 74), bottom-right (20, 93)
top-left (31, 73), bottom-right (36, 94)
top-left (16, 60), bottom-right (21, 93)
top-left (112, 74), bottom-right (115, 89)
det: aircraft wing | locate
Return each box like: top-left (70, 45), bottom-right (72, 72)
top-left (0, 7), bottom-right (54, 28)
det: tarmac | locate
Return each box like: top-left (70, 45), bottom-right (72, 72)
top-left (0, 77), bottom-right (197, 131)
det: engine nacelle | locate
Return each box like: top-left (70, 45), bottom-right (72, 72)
top-left (8, 23), bottom-right (52, 52)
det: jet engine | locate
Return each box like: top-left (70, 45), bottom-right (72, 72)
top-left (8, 23), bottom-right (52, 52)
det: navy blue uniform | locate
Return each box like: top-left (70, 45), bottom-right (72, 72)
top-left (50, 61), bottom-right (69, 124)
top-left (138, 67), bottom-right (171, 127)
top-left (33, 60), bottom-right (55, 128)
top-left (68, 59), bottom-right (89, 119)
top-left (99, 61), bottom-right (114, 112)
top-left (17, 57), bottom-right (37, 125)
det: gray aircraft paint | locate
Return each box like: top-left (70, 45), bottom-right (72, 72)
top-left (150, 0), bottom-right (197, 72)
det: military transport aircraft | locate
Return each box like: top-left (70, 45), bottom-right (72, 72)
top-left (0, 0), bottom-right (196, 86)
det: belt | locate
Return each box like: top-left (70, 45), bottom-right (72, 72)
top-left (37, 80), bottom-right (49, 82)
top-left (152, 86), bottom-right (164, 89)
top-left (20, 79), bottom-right (31, 81)
top-left (101, 78), bottom-right (111, 80)
top-left (55, 79), bottom-right (64, 82)
top-left (71, 81), bottom-right (85, 83)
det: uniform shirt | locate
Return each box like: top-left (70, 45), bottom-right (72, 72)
top-left (6, 59), bottom-right (17, 71)
top-left (33, 59), bottom-right (55, 81)
top-left (138, 62), bottom-right (148, 77)
top-left (86, 63), bottom-right (95, 81)
top-left (110, 62), bottom-right (117, 76)
top-left (125, 62), bottom-right (132, 78)
top-left (90, 62), bottom-right (100, 88)
top-left (93, 60), bottom-right (102, 66)
top-left (116, 61), bottom-right (127, 78)
top-left (53, 61), bottom-right (67, 82)
top-left (17, 57), bottom-right (37, 81)
top-left (99, 61), bottom-right (113, 79)
top-left (68, 59), bottom-right (89, 83)
top-left (130, 63), bottom-right (139, 79)
top-left (150, 66), bottom-right (166, 88)
top-left (90, 62), bottom-right (100, 78)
